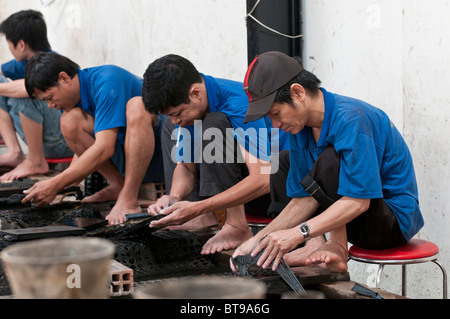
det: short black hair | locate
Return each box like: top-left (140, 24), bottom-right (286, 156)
top-left (275, 57), bottom-right (322, 105)
top-left (142, 54), bottom-right (203, 114)
top-left (25, 52), bottom-right (80, 98)
top-left (0, 10), bottom-right (51, 52)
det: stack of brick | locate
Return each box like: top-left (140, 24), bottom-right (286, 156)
top-left (109, 260), bottom-right (134, 297)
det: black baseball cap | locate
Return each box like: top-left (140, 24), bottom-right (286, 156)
top-left (243, 51), bottom-right (303, 123)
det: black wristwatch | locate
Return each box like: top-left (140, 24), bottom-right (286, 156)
top-left (299, 222), bottom-right (311, 241)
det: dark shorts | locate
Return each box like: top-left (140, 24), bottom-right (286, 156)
top-left (110, 115), bottom-right (165, 183)
top-left (299, 146), bottom-right (407, 250)
top-left (161, 112), bottom-right (271, 213)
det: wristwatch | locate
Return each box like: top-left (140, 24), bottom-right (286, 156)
top-left (299, 222), bottom-right (311, 241)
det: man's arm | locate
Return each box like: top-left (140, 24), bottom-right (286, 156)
top-left (0, 79), bottom-right (30, 99)
top-left (231, 196), bottom-right (370, 271)
top-left (22, 129), bottom-right (119, 205)
top-left (52, 129), bottom-right (119, 187)
top-left (148, 162), bottom-right (197, 215)
top-left (169, 162), bottom-right (198, 201)
top-left (246, 196), bottom-right (320, 245)
top-left (150, 145), bottom-right (271, 228)
top-left (193, 144), bottom-right (271, 215)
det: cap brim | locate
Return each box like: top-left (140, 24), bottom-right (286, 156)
top-left (244, 91), bottom-right (277, 124)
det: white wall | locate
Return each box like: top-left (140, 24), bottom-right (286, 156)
top-left (302, 0), bottom-right (404, 129)
top-left (1, 0), bottom-right (449, 299)
top-left (0, 0), bottom-right (248, 81)
top-left (402, 0), bottom-right (450, 299)
top-left (303, 0), bottom-right (449, 299)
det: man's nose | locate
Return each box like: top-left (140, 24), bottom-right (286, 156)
top-left (171, 117), bottom-right (181, 126)
top-left (46, 100), bottom-right (55, 109)
top-left (271, 118), bottom-right (282, 129)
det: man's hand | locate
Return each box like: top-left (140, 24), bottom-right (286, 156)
top-left (230, 236), bottom-right (262, 273)
top-left (147, 195), bottom-right (177, 216)
top-left (250, 227), bottom-right (303, 271)
top-left (22, 179), bottom-right (61, 206)
top-left (148, 200), bottom-right (201, 229)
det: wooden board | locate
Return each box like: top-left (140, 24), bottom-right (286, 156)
top-left (318, 281), bottom-right (407, 299)
top-left (0, 226), bottom-right (86, 242)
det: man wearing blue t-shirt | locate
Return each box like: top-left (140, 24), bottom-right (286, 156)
top-left (143, 54), bottom-right (290, 255)
top-left (0, 10), bottom-right (72, 181)
top-left (231, 51), bottom-right (424, 273)
top-left (22, 52), bottom-right (165, 225)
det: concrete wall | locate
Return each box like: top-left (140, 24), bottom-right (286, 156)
top-left (303, 0), bottom-right (449, 299)
top-left (1, 0), bottom-right (448, 299)
top-left (0, 0), bottom-right (248, 81)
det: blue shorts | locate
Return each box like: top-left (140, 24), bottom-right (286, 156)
top-left (110, 115), bottom-right (165, 183)
top-left (0, 76), bottom-right (73, 159)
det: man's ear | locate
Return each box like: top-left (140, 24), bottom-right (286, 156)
top-left (290, 83), bottom-right (307, 101)
top-left (58, 72), bottom-right (72, 85)
top-left (16, 39), bottom-right (27, 52)
top-left (189, 84), bottom-right (202, 101)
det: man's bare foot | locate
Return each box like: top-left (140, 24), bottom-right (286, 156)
top-left (306, 240), bottom-right (349, 273)
top-left (0, 158), bottom-right (49, 181)
top-left (166, 212), bottom-right (218, 231)
top-left (283, 236), bottom-right (327, 267)
top-left (82, 184), bottom-right (122, 203)
top-left (201, 223), bottom-right (253, 255)
top-left (106, 201), bottom-right (142, 225)
top-left (0, 152), bottom-right (26, 169)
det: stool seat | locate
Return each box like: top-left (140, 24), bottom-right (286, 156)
top-left (349, 239), bottom-right (439, 261)
top-left (348, 239), bottom-right (447, 299)
top-left (45, 157), bottom-right (73, 164)
top-left (246, 214), bottom-right (274, 225)
top-left (246, 215), bottom-right (274, 235)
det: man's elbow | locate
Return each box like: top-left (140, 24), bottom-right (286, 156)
top-left (99, 145), bottom-right (116, 161)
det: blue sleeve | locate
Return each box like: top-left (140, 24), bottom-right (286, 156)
top-left (1, 60), bottom-right (27, 80)
top-left (92, 81), bottom-right (127, 134)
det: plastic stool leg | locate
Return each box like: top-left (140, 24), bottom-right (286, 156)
top-left (432, 259), bottom-right (448, 299)
top-left (402, 264), bottom-right (407, 297)
top-left (376, 264), bottom-right (384, 289)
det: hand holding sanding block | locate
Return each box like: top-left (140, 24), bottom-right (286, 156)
top-left (232, 249), bottom-right (306, 294)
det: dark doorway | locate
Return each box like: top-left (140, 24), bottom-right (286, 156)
top-left (247, 0), bottom-right (303, 64)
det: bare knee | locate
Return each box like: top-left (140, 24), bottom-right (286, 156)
top-left (60, 108), bottom-right (94, 141)
top-left (126, 97), bottom-right (155, 127)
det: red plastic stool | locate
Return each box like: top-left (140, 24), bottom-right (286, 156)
top-left (246, 214), bottom-right (274, 235)
top-left (349, 239), bottom-right (447, 299)
top-left (45, 157), bottom-right (73, 164)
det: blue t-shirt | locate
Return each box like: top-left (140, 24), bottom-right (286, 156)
top-left (175, 74), bottom-right (289, 163)
top-left (1, 59), bottom-right (27, 80)
top-left (77, 65), bottom-right (144, 146)
top-left (2, 50), bottom-right (53, 80)
top-left (287, 88), bottom-right (424, 241)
